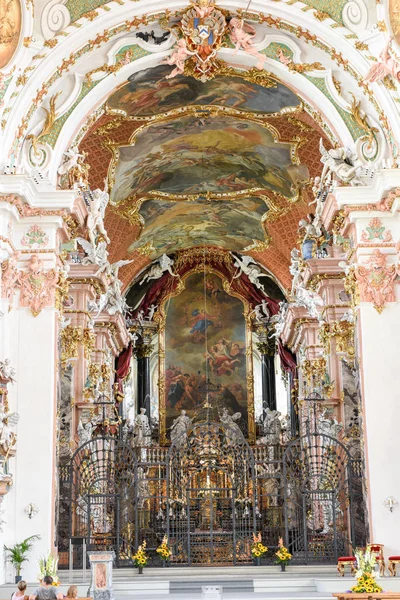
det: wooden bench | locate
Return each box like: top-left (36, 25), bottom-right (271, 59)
top-left (333, 593), bottom-right (400, 599)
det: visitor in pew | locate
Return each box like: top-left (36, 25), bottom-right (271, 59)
top-left (29, 576), bottom-right (63, 600)
top-left (12, 580), bottom-right (28, 600)
top-left (65, 586), bottom-right (78, 599)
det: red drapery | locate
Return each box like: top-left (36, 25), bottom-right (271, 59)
top-left (115, 342), bottom-right (132, 393)
top-left (278, 341), bottom-right (297, 374)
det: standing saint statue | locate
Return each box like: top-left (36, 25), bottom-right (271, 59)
top-left (220, 408), bottom-right (245, 446)
top-left (132, 408), bottom-right (152, 447)
top-left (170, 410), bottom-right (192, 447)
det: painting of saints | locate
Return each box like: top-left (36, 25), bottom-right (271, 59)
top-left (189, 308), bottom-right (218, 341)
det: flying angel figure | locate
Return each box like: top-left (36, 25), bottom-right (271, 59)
top-left (95, 259), bottom-right (134, 278)
top-left (140, 254), bottom-right (178, 285)
top-left (76, 238), bottom-right (109, 270)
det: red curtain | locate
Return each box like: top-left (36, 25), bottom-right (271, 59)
top-left (115, 342), bottom-right (132, 393)
top-left (278, 341), bottom-right (297, 374)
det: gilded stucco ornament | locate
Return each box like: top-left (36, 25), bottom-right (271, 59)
top-left (355, 249), bottom-right (396, 313)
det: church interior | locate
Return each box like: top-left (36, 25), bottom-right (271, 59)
top-left (0, 0), bottom-right (400, 597)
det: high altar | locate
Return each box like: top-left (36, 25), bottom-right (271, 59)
top-left (0, 0), bottom-right (400, 583)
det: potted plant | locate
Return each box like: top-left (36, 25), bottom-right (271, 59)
top-left (38, 552), bottom-right (60, 585)
top-left (4, 535), bottom-right (41, 583)
top-left (275, 537), bottom-right (292, 572)
top-left (156, 536), bottom-right (172, 567)
top-left (132, 541), bottom-right (148, 574)
top-left (251, 533), bottom-right (268, 566)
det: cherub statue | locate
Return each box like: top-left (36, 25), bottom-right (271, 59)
top-left (294, 284), bottom-right (324, 321)
top-left (231, 253), bottom-right (269, 291)
top-left (319, 139), bottom-right (363, 187)
top-left (192, 0), bottom-right (214, 18)
top-left (229, 18), bottom-right (265, 70)
top-left (270, 301), bottom-right (288, 339)
top-left (145, 304), bottom-right (157, 321)
top-left (0, 359), bottom-right (16, 384)
top-left (140, 254), bottom-right (178, 284)
top-left (86, 179), bottom-right (110, 245)
top-left (77, 419), bottom-right (94, 446)
top-left (364, 37), bottom-right (400, 84)
top-left (164, 38), bottom-right (195, 79)
top-left (250, 299), bottom-right (270, 323)
top-left (58, 147), bottom-right (90, 189)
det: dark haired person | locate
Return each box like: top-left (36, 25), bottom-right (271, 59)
top-left (29, 576), bottom-right (63, 600)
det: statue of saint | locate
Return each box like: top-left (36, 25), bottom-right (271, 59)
top-left (170, 410), bottom-right (192, 447)
top-left (132, 408), bottom-right (151, 447)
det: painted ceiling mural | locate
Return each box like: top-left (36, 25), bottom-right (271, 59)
top-left (0, 0), bottom-right (21, 69)
top-left (126, 196), bottom-right (270, 256)
top-left (110, 115), bottom-right (306, 203)
top-left (107, 65), bottom-right (302, 117)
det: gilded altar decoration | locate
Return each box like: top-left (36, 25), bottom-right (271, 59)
top-left (20, 224), bottom-right (49, 248)
top-left (319, 320), bottom-right (355, 360)
top-left (0, 0), bottom-right (21, 69)
top-left (361, 217), bottom-right (392, 243)
top-left (355, 249), bottom-right (397, 313)
top-left (17, 255), bottom-right (58, 317)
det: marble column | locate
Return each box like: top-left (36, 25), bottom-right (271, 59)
top-left (256, 327), bottom-right (277, 419)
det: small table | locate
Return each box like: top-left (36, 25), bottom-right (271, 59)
top-left (333, 593), bottom-right (400, 599)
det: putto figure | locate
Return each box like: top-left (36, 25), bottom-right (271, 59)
top-left (58, 146), bottom-right (90, 189)
top-left (229, 18), bottom-right (265, 70)
top-left (164, 38), bottom-right (195, 79)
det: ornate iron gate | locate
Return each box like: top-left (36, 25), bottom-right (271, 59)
top-left (60, 426), bottom-right (366, 567)
top-left (283, 432), bottom-right (366, 564)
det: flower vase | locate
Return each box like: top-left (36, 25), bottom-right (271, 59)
top-left (281, 564), bottom-right (286, 572)
top-left (15, 576), bottom-right (22, 584)
top-left (138, 566), bottom-right (143, 574)
top-left (254, 557), bottom-right (261, 566)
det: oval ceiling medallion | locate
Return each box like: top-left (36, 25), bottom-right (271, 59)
top-left (0, 0), bottom-right (22, 69)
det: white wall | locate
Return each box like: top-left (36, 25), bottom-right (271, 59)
top-left (359, 301), bottom-right (400, 558)
top-left (2, 306), bottom-right (58, 583)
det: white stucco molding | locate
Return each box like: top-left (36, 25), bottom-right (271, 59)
top-left (334, 170), bottom-right (400, 209)
top-left (0, 175), bottom-right (76, 210)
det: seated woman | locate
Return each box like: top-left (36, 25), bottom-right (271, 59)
top-left (12, 580), bottom-right (28, 600)
top-left (29, 576), bottom-right (63, 600)
top-left (65, 586), bottom-right (78, 600)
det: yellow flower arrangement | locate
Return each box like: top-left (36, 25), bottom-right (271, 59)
top-left (351, 573), bottom-right (382, 593)
top-left (251, 533), bottom-right (268, 558)
top-left (132, 540), bottom-right (149, 568)
top-left (156, 536), bottom-right (172, 561)
top-left (275, 537), bottom-right (292, 565)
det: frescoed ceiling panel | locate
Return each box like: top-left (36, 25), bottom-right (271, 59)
top-left (110, 115), bottom-right (306, 203)
top-left (126, 196), bottom-right (270, 256)
top-left (107, 65), bottom-right (301, 117)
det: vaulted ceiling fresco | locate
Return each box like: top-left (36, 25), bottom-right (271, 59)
top-left (107, 65), bottom-right (301, 117)
top-left (109, 115), bottom-right (306, 203)
top-left (126, 196), bottom-right (272, 257)
top-left (78, 65), bottom-right (331, 290)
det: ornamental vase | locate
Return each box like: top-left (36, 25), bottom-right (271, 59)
top-left (281, 564), bottom-right (286, 572)
top-left (302, 239), bottom-right (316, 260)
top-left (138, 566), bottom-right (143, 574)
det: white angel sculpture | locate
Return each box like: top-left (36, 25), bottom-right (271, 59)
top-left (87, 179), bottom-right (110, 245)
top-left (229, 18), bottom-right (265, 70)
top-left (270, 301), bottom-right (288, 339)
top-left (0, 359), bottom-right (16, 384)
top-left (97, 278), bottom-right (128, 316)
top-left (140, 254), bottom-right (178, 285)
top-left (319, 139), bottom-right (363, 187)
top-left (58, 147), bottom-right (89, 189)
top-left (95, 258), bottom-right (134, 278)
top-left (77, 238), bottom-right (109, 270)
top-left (231, 253), bottom-right (268, 291)
top-left (250, 299), bottom-right (270, 323)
